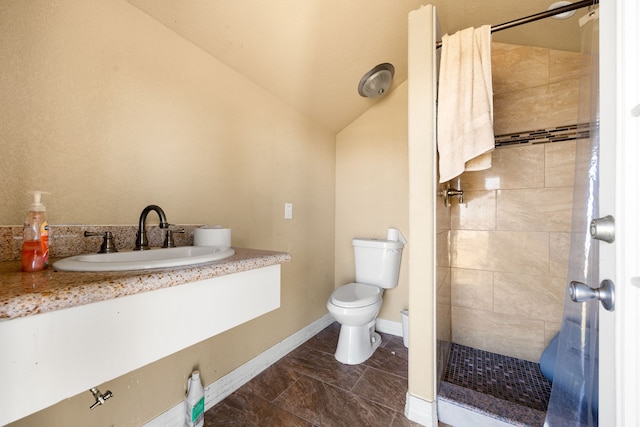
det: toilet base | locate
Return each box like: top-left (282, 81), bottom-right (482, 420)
top-left (334, 320), bottom-right (381, 365)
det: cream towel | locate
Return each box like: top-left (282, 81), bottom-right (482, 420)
top-left (437, 25), bottom-right (494, 183)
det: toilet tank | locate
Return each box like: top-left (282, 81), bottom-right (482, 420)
top-left (352, 238), bottom-right (404, 288)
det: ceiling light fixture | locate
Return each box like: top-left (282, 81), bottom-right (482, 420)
top-left (548, 1), bottom-right (577, 19)
top-left (358, 63), bottom-right (395, 98)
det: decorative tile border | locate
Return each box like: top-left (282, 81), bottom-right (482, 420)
top-left (495, 123), bottom-right (590, 147)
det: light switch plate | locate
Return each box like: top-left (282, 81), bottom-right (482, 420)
top-left (284, 203), bottom-right (293, 219)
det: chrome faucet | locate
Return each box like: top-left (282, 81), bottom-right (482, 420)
top-left (134, 205), bottom-right (169, 250)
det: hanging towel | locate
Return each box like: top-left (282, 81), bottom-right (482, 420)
top-left (437, 25), bottom-right (494, 183)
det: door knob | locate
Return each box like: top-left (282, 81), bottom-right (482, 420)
top-left (590, 215), bottom-right (615, 243)
top-left (569, 279), bottom-right (615, 311)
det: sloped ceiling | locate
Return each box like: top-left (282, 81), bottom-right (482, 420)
top-left (127, 0), bottom-right (590, 132)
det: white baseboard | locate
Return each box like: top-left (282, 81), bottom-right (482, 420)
top-left (375, 318), bottom-right (403, 337)
top-left (437, 398), bottom-right (515, 427)
top-left (405, 393), bottom-right (438, 426)
top-left (144, 313), bottom-right (335, 427)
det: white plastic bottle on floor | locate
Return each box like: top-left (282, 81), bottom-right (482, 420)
top-left (185, 370), bottom-right (204, 427)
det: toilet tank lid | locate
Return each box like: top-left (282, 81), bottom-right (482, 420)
top-left (331, 283), bottom-right (382, 307)
top-left (352, 238), bottom-right (404, 249)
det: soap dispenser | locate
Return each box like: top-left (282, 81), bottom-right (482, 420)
top-left (21, 191), bottom-right (50, 272)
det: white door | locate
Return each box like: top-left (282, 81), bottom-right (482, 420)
top-left (599, 0), bottom-right (639, 425)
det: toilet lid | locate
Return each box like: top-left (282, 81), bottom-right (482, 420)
top-left (330, 283), bottom-right (382, 308)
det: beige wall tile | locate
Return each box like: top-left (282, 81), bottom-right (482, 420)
top-left (550, 232), bottom-right (571, 277)
top-left (493, 88), bottom-right (529, 135)
top-left (452, 230), bottom-right (549, 275)
top-left (545, 321), bottom-right (562, 346)
top-left (497, 187), bottom-right (573, 232)
top-left (451, 268), bottom-right (494, 311)
top-left (437, 266), bottom-right (452, 306)
top-left (437, 185), bottom-right (452, 232)
top-left (460, 144), bottom-right (545, 191)
top-left (492, 42), bottom-right (549, 95)
top-left (549, 49), bottom-right (582, 84)
top-left (437, 265), bottom-right (452, 341)
top-left (452, 306), bottom-right (545, 362)
top-left (437, 303), bottom-right (452, 342)
top-left (493, 273), bottom-right (565, 323)
top-left (436, 230), bottom-right (451, 268)
top-left (573, 138), bottom-right (594, 184)
top-left (451, 190), bottom-right (496, 231)
top-left (545, 140), bottom-right (577, 187)
top-left (536, 78), bottom-right (581, 127)
top-left (494, 78), bottom-right (580, 135)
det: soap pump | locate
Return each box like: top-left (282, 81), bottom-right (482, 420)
top-left (21, 191), bottom-right (50, 272)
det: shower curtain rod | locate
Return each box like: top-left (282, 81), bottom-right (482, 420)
top-left (435, 0), bottom-right (599, 48)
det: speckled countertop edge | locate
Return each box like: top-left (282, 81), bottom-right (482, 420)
top-left (0, 247), bottom-right (291, 321)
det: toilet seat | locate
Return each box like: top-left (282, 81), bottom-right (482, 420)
top-left (330, 283), bottom-right (382, 308)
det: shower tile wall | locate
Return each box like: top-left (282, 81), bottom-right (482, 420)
top-left (448, 43), bottom-right (582, 363)
top-left (436, 172), bottom-right (452, 381)
top-left (492, 42), bottom-right (581, 135)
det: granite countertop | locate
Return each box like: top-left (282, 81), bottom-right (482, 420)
top-left (0, 247), bottom-right (291, 321)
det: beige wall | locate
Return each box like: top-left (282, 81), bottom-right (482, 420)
top-left (335, 81), bottom-right (410, 321)
top-left (449, 42), bottom-right (581, 362)
top-left (3, 1), bottom-right (335, 425)
top-left (407, 4), bottom-right (439, 404)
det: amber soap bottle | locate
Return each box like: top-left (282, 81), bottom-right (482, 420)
top-left (21, 191), bottom-right (50, 272)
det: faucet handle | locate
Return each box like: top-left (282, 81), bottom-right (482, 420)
top-left (446, 188), bottom-right (464, 203)
top-left (162, 228), bottom-right (185, 248)
top-left (84, 231), bottom-right (118, 253)
top-left (89, 387), bottom-right (113, 410)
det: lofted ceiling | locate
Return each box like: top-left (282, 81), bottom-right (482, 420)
top-left (126, 0), bottom-right (589, 132)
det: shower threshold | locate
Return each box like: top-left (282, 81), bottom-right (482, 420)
top-left (437, 343), bottom-right (551, 427)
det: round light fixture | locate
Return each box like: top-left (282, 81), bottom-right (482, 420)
top-left (548, 1), bottom-right (577, 19)
top-left (358, 63), bottom-right (395, 98)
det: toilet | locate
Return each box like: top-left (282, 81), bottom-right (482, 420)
top-left (327, 229), bottom-right (406, 365)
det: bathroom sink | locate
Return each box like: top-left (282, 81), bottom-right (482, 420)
top-left (53, 246), bottom-right (235, 272)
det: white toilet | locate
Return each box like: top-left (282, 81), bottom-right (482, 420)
top-left (327, 229), bottom-right (406, 365)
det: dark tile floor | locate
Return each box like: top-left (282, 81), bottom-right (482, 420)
top-left (205, 322), bottom-right (424, 427)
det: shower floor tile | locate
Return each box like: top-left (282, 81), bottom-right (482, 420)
top-left (439, 343), bottom-right (551, 426)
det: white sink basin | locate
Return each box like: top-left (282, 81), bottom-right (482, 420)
top-left (53, 246), bottom-right (235, 272)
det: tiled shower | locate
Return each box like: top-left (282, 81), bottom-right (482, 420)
top-left (437, 41), bottom-right (583, 423)
top-left (451, 137), bottom-right (577, 362)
